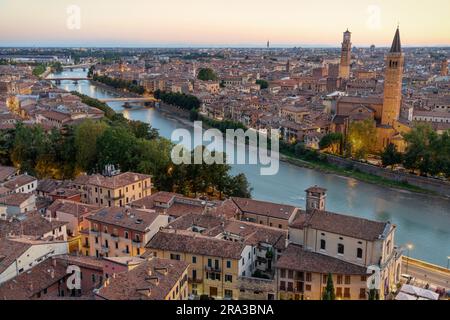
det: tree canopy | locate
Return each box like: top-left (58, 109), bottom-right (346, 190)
top-left (197, 68), bottom-right (218, 81)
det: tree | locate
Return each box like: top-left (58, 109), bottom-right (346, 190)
top-left (225, 173), bottom-right (252, 198)
top-left (347, 119), bottom-right (377, 160)
top-left (75, 120), bottom-right (108, 172)
top-left (368, 288), bottom-right (380, 300)
top-left (319, 132), bottom-right (343, 154)
top-left (256, 79), bottom-right (269, 89)
top-left (381, 143), bottom-right (402, 170)
top-left (322, 273), bottom-right (336, 300)
top-left (197, 68), bottom-right (217, 81)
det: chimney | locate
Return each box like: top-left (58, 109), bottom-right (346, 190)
top-left (50, 268), bottom-right (55, 279)
top-left (29, 282), bottom-right (33, 292)
top-left (52, 257), bottom-right (57, 267)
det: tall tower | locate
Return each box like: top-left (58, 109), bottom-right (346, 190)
top-left (381, 27), bottom-right (404, 126)
top-left (286, 59), bottom-right (290, 73)
top-left (441, 59), bottom-right (448, 76)
top-left (305, 186), bottom-right (327, 213)
top-left (339, 29), bottom-right (352, 79)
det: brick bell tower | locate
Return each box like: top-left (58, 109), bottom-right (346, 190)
top-left (381, 27), bottom-right (404, 126)
top-left (339, 29), bottom-right (352, 79)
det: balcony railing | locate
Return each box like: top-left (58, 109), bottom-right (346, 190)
top-left (205, 266), bottom-right (221, 273)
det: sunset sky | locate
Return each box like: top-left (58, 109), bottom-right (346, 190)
top-left (0, 0), bottom-right (449, 47)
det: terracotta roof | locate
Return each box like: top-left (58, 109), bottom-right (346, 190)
top-left (0, 166), bottom-right (17, 182)
top-left (96, 257), bottom-right (188, 300)
top-left (290, 210), bottom-right (388, 241)
top-left (3, 174), bottom-right (36, 190)
top-left (231, 197), bottom-right (297, 221)
top-left (74, 172), bottom-right (151, 189)
top-left (0, 258), bottom-right (67, 300)
top-left (0, 239), bottom-right (32, 274)
top-left (86, 207), bottom-right (160, 232)
top-left (276, 244), bottom-right (368, 275)
top-left (47, 199), bottom-right (99, 220)
top-left (0, 193), bottom-right (34, 206)
top-left (146, 230), bottom-right (245, 260)
top-left (0, 213), bottom-right (67, 239)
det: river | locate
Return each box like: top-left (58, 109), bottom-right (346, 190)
top-left (50, 69), bottom-right (450, 267)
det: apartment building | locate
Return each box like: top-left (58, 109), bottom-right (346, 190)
top-left (73, 171), bottom-right (152, 207)
top-left (146, 230), bottom-right (253, 300)
top-left (85, 207), bottom-right (169, 258)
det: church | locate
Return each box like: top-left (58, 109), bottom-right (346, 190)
top-left (332, 27), bottom-right (411, 152)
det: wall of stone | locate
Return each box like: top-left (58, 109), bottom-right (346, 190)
top-left (325, 154), bottom-right (450, 197)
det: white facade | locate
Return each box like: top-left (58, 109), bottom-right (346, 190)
top-left (0, 240), bottom-right (69, 285)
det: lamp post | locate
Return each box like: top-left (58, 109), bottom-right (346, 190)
top-left (405, 243), bottom-right (414, 275)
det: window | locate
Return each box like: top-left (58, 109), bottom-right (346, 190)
top-left (320, 239), bottom-right (326, 250)
top-left (226, 260), bottom-right (231, 269)
top-left (337, 275), bottom-right (343, 285)
top-left (305, 284), bottom-right (311, 291)
top-left (115, 242), bottom-right (118, 249)
top-left (225, 274), bottom-right (233, 282)
top-left (345, 276), bottom-right (351, 285)
top-left (124, 231), bottom-right (129, 239)
top-left (95, 237), bottom-right (98, 244)
top-left (357, 248), bottom-right (363, 259)
top-left (280, 269), bottom-right (286, 278)
top-left (192, 270), bottom-right (197, 280)
top-left (280, 281), bottom-right (286, 291)
top-left (170, 253), bottom-right (180, 260)
top-left (338, 244), bottom-right (344, 255)
top-left (361, 276), bottom-right (367, 282)
top-left (288, 270), bottom-right (294, 279)
top-left (208, 259), bottom-right (212, 267)
top-left (344, 288), bottom-right (351, 298)
top-left (306, 273), bottom-right (312, 282)
top-left (192, 256), bottom-right (197, 264)
top-left (336, 287), bottom-right (342, 298)
top-left (287, 282), bottom-right (294, 292)
top-left (92, 274), bottom-right (96, 283)
top-left (322, 274), bottom-right (327, 284)
top-left (224, 289), bottom-right (233, 299)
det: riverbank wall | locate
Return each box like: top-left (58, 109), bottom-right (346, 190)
top-left (325, 154), bottom-right (450, 197)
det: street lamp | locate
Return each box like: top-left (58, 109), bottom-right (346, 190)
top-left (405, 243), bottom-right (414, 275)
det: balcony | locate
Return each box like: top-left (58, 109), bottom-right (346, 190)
top-left (188, 277), bottom-right (203, 284)
top-left (106, 194), bottom-right (125, 201)
top-left (205, 266), bottom-right (221, 273)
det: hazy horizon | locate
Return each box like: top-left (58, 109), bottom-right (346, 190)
top-left (1, 0), bottom-right (449, 48)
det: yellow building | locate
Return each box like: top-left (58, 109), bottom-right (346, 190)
top-left (277, 244), bottom-right (369, 300)
top-left (73, 171), bottom-right (152, 207)
top-left (146, 230), bottom-right (253, 300)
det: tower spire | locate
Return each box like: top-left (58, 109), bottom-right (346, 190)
top-left (390, 27), bottom-right (401, 53)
